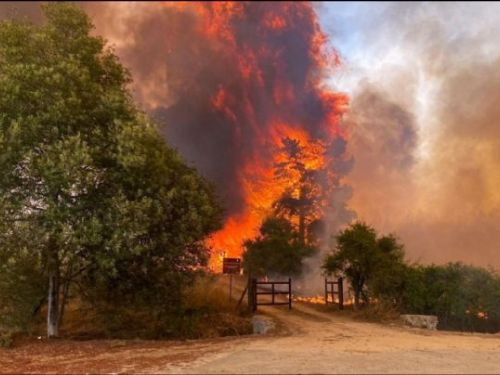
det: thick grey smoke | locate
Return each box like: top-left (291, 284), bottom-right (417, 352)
top-left (329, 2), bottom-right (500, 268)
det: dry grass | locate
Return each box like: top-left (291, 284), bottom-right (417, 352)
top-left (349, 302), bottom-right (401, 323)
top-left (22, 274), bottom-right (253, 343)
top-left (301, 299), bottom-right (401, 326)
top-left (179, 275), bottom-right (253, 338)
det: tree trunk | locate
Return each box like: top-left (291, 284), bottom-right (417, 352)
top-left (59, 278), bottom-right (70, 327)
top-left (47, 241), bottom-right (60, 338)
top-left (298, 213), bottom-right (305, 245)
top-left (58, 262), bottom-right (74, 326)
top-left (353, 288), bottom-right (360, 310)
top-left (353, 276), bottom-right (363, 310)
top-left (47, 270), bottom-right (60, 337)
top-left (298, 186), bottom-right (306, 245)
top-left (361, 289), bottom-right (369, 306)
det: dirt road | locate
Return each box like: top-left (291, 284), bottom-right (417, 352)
top-left (172, 303), bottom-right (500, 374)
top-left (2, 303), bottom-right (500, 373)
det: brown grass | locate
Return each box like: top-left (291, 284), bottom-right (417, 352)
top-left (18, 274), bottom-right (252, 344)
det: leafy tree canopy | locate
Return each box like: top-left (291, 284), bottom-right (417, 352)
top-left (323, 222), bottom-right (404, 308)
top-left (0, 2), bottom-right (222, 336)
top-left (243, 216), bottom-right (316, 278)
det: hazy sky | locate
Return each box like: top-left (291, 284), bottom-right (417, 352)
top-left (318, 2), bottom-right (500, 268)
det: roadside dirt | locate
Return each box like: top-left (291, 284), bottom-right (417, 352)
top-left (2, 301), bottom-right (500, 374)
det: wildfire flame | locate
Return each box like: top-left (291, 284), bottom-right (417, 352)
top-left (158, 2), bottom-right (348, 270)
top-left (294, 295), bottom-right (326, 305)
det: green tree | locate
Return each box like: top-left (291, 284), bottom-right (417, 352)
top-left (400, 263), bottom-right (500, 332)
top-left (0, 3), bottom-right (222, 337)
top-left (243, 216), bottom-right (316, 278)
top-left (323, 222), bottom-right (404, 308)
top-left (368, 234), bottom-right (407, 305)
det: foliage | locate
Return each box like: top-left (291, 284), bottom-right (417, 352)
top-left (0, 245), bottom-right (45, 332)
top-left (243, 216), bottom-right (317, 277)
top-left (399, 263), bottom-right (500, 332)
top-left (323, 222), bottom-right (405, 308)
top-left (324, 222), bottom-right (500, 333)
top-left (70, 275), bottom-right (252, 340)
top-left (0, 2), bottom-right (222, 336)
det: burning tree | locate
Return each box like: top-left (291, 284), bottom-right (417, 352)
top-left (242, 135), bottom-right (333, 278)
top-left (274, 136), bottom-right (328, 245)
top-left (125, 2), bottom-right (350, 264)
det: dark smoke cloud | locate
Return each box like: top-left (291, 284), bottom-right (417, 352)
top-left (83, 2), bottom-right (348, 219)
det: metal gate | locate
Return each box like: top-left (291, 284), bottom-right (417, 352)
top-left (251, 278), bottom-right (292, 312)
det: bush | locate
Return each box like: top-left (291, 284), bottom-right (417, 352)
top-left (399, 263), bottom-right (500, 333)
top-left (324, 222), bottom-right (500, 333)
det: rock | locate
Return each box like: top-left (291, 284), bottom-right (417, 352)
top-left (400, 314), bottom-right (438, 330)
top-left (252, 314), bottom-right (276, 334)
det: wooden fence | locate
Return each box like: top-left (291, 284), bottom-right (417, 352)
top-left (324, 277), bottom-right (344, 309)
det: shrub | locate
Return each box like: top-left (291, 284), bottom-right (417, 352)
top-left (399, 263), bottom-right (500, 333)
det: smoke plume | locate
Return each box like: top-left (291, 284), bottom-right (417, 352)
top-left (82, 2), bottom-right (351, 266)
top-left (329, 2), bottom-right (500, 268)
top-left (5, 2), bottom-right (499, 272)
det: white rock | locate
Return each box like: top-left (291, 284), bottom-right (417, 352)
top-left (252, 315), bottom-right (276, 334)
top-left (400, 314), bottom-right (438, 330)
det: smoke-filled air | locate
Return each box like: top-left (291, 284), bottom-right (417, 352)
top-left (3, 1), bottom-right (500, 270)
top-left (87, 2), bottom-right (500, 270)
top-left (82, 1), bottom-right (353, 271)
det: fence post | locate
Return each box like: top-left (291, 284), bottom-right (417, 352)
top-left (272, 282), bottom-right (275, 305)
top-left (247, 273), bottom-right (252, 312)
top-left (331, 280), bottom-right (335, 305)
top-left (288, 277), bottom-right (292, 310)
top-left (250, 278), bottom-right (257, 312)
top-left (338, 277), bottom-right (344, 310)
top-left (324, 278), bottom-right (328, 304)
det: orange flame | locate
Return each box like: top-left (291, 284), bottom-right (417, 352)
top-left (161, 2), bottom-right (348, 270)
